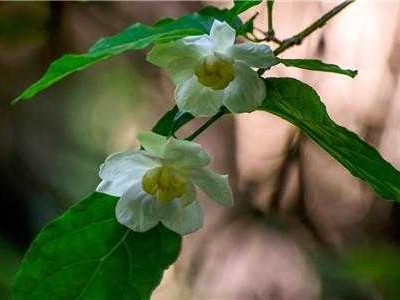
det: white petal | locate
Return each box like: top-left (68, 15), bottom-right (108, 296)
top-left (162, 138), bottom-right (211, 168)
top-left (189, 168), bottom-right (233, 206)
top-left (137, 131), bottom-right (167, 157)
top-left (209, 20), bottom-right (236, 52)
top-left (147, 35), bottom-right (214, 84)
top-left (116, 183), bottom-right (160, 232)
top-left (147, 36), bottom-right (207, 67)
top-left (222, 61), bottom-right (266, 113)
top-left (175, 76), bottom-right (223, 117)
top-left (179, 182), bottom-right (197, 207)
top-left (96, 150), bottom-right (158, 197)
top-left (160, 200), bottom-right (203, 235)
top-left (165, 58), bottom-right (197, 84)
top-left (229, 43), bottom-right (278, 68)
top-left (96, 180), bottom-right (127, 197)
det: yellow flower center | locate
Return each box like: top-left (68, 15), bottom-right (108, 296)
top-left (195, 53), bottom-right (234, 90)
top-left (142, 165), bottom-right (186, 203)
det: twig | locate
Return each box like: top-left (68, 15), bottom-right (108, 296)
top-left (246, 32), bottom-right (266, 43)
top-left (184, 108), bottom-right (228, 141)
top-left (267, 0), bottom-right (274, 35)
top-left (265, 0), bottom-right (282, 44)
top-left (274, 0), bottom-right (354, 56)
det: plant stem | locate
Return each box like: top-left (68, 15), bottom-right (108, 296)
top-left (184, 0), bottom-right (355, 140)
top-left (185, 108), bottom-right (228, 141)
top-left (265, 0), bottom-right (281, 43)
top-left (273, 0), bottom-right (354, 56)
top-left (267, 0), bottom-right (274, 34)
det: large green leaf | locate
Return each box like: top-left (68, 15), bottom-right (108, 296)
top-left (13, 192), bottom-right (181, 300)
top-left (260, 78), bottom-right (400, 202)
top-left (12, 25), bottom-right (198, 104)
top-left (279, 58), bottom-right (358, 78)
top-left (12, 10), bottom-right (247, 104)
top-left (89, 13), bottom-right (227, 54)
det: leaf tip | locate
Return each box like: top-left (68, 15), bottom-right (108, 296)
top-left (350, 69), bottom-right (358, 78)
top-left (10, 97), bottom-right (20, 106)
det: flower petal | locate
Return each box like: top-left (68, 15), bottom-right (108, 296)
top-left (189, 168), bottom-right (233, 206)
top-left (209, 20), bottom-right (236, 52)
top-left (147, 35), bottom-right (214, 84)
top-left (222, 61), bottom-right (266, 113)
top-left (179, 182), bottom-right (197, 207)
top-left (96, 180), bottom-right (127, 198)
top-left (137, 131), bottom-right (167, 157)
top-left (229, 43), bottom-right (278, 68)
top-left (116, 183), bottom-right (160, 232)
top-left (161, 200), bottom-right (203, 235)
top-left (165, 58), bottom-right (196, 84)
top-left (175, 76), bottom-right (223, 116)
top-left (162, 138), bottom-right (211, 168)
top-left (96, 150), bottom-right (158, 197)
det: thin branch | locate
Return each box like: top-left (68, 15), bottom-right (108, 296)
top-left (267, 0), bottom-right (274, 35)
top-left (274, 0), bottom-right (354, 56)
top-left (184, 108), bottom-right (228, 141)
top-left (265, 0), bottom-right (281, 43)
top-left (260, 0), bottom-right (282, 44)
top-left (245, 32), bottom-right (266, 43)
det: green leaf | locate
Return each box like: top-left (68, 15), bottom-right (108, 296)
top-left (89, 13), bottom-right (215, 54)
top-left (198, 6), bottom-right (244, 33)
top-left (151, 105), bottom-right (194, 137)
top-left (13, 192), bottom-right (181, 300)
top-left (12, 10), bottom-right (242, 104)
top-left (279, 58), bottom-right (358, 78)
top-left (241, 13), bottom-right (258, 35)
top-left (229, 0), bottom-right (262, 17)
top-left (12, 25), bottom-right (200, 104)
top-left (260, 78), bottom-right (400, 202)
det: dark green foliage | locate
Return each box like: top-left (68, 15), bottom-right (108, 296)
top-left (279, 58), bottom-right (358, 78)
top-left (13, 193), bottom-right (181, 300)
top-left (151, 106), bottom-right (194, 137)
top-left (261, 78), bottom-right (400, 202)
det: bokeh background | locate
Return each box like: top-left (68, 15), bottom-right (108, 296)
top-left (2, 1), bottom-right (400, 299)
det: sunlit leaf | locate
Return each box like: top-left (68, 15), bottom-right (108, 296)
top-left (89, 13), bottom-right (215, 54)
top-left (13, 10), bottom-right (247, 104)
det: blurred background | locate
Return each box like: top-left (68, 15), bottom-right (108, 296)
top-left (1, 1), bottom-right (400, 299)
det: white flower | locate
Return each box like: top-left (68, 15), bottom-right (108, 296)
top-left (147, 20), bottom-right (277, 117)
top-left (96, 131), bottom-right (233, 235)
